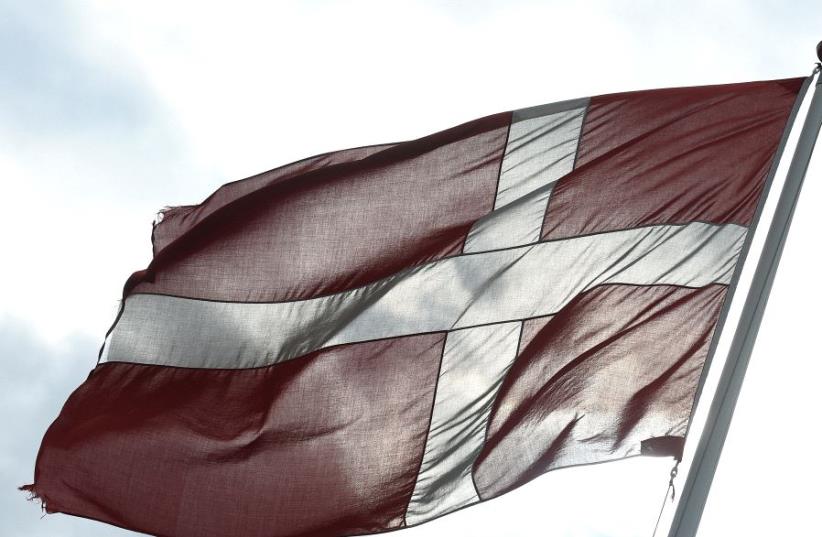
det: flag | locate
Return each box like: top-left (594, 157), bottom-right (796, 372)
top-left (24, 77), bottom-right (805, 537)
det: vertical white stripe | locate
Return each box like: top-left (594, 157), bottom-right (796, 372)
top-left (408, 100), bottom-right (587, 523)
top-left (464, 102), bottom-right (587, 253)
top-left (406, 322), bottom-right (522, 524)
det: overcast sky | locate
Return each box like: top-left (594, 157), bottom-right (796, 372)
top-left (2, 1), bottom-right (821, 536)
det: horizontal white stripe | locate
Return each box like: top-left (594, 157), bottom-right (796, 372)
top-left (406, 322), bottom-right (522, 524)
top-left (104, 222), bottom-right (746, 369)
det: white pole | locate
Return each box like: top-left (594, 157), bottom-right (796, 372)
top-left (667, 52), bottom-right (822, 537)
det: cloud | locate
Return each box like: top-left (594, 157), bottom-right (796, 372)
top-left (0, 0), bottom-right (204, 204)
top-left (0, 0), bottom-right (213, 341)
top-left (0, 1), bottom-right (151, 139)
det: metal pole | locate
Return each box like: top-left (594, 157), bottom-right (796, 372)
top-left (667, 53), bottom-right (822, 537)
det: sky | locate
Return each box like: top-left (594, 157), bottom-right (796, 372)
top-left (1, 1), bottom-right (821, 536)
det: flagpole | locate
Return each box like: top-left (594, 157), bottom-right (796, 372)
top-left (667, 48), bottom-right (822, 537)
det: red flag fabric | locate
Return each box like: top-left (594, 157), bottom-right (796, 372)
top-left (24, 77), bottom-right (805, 537)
